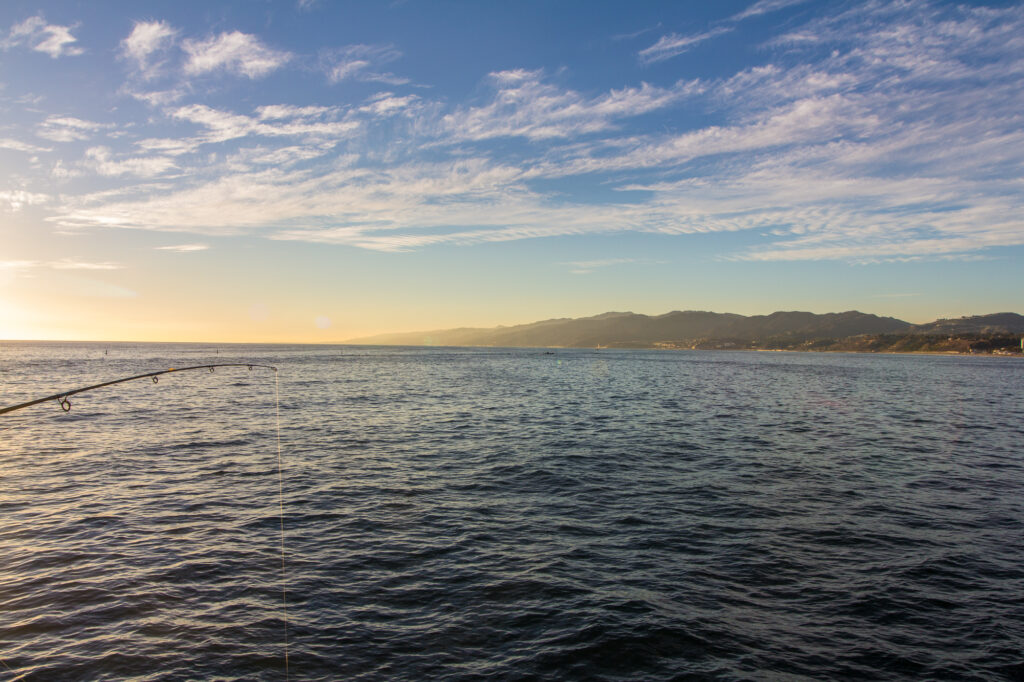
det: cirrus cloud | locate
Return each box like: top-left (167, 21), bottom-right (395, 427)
top-left (12, 0), bottom-right (1022, 266)
top-left (638, 27), bottom-right (732, 65)
top-left (183, 31), bottom-right (291, 79)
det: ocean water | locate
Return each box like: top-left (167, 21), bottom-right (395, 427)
top-left (1, 342), bottom-right (1023, 681)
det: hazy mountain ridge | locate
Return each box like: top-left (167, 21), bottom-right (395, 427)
top-left (347, 311), bottom-right (1024, 351)
top-left (907, 313), bottom-right (1024, 335)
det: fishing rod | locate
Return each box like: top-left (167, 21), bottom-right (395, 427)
top-left (0, 360), bottom-right (290, 678)
top-left (0, 363), bottom-right (277, 416)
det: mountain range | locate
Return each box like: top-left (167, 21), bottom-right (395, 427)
top-left (348, 311), bottom-right (1024, 349)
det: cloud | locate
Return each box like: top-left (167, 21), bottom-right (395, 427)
top-left (49, 259), bottom-right (122, 270)
top-left (51, 157), bottom-right (537, 240)
top-left (0, 138), bottom-right (51, 154)
top-left (170, 103), bottom-right (359, 145)
top-left (121, 20), bottom-right (178, 78)
top-left (638, 28), bottom-right (731, 64)
top-left (321, 44), bottom-right (408, 85)
top-left (0, 189), bottom-right (50, 210)
top-left (0, 260), bottom-right (41, 270)
top-left (183, 31), bottom-right (291, 78)
top-left (547, 93), bottom-right (878, 177)
top-left (83, 146), bottom-right (177, 177)
top-left (133, 136), bottom-right (200, 156)
top-left (127, 88), bottom-right (187, 107)
top-left (155, 243), bottom-right (209, 252)
top-left (0, 258), bottom-right (121, 271)
top-left (37, 1), bottom-right (1024, 264)
top-left (226, 143), bottom-right (337, 169)
top-left (441, 69), bottom-right (701, 141)
top-left (4, 15), bottom-right (84, 58)
top-left (256, 104), bottom-right (332, 120)
top-left (0, 191), bottom-right (49, 211)
top-left (50, 160), bottom-right (79, 179)
top-left (36, 116), bottom-right (110, 142)
top-left (358, 92), bottom-right (420, 116)
top-left (732, 0), bottom-right (812, 22)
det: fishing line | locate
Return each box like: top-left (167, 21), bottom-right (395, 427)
top-left (275, 368), bottom-right (290, 680)
top-left (0, 362), bottom-right (291, 678)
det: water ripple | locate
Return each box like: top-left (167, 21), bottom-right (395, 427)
top-left (1, 344), bottom-right (1023, 679)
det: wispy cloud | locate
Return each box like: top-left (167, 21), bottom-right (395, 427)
top-left (256, 104), bottom-right (332, 120)
top-left (183, 31), bottom-right (291, 78)
top-left (0, 138), bottom-right (51, 154)
top-left (83, 146), bottom-right (177, 178)
top-left (545, 94), bottom-right (879, 178)
top-left (36, 116), bottom-right (110, 143)
top-left (29, 0), bottom-right (1024, 265)
top-left (49, 259), bottom-right (122, 270)
top-left (359, 92), bottom-right (420, 117)
top-left (320, 44), bottom-right (408, 85)
top-left (638, 27), bottom-right (731, 64)
top-left (126, 88), bottom-right (187, 107)
top-left (0, 258), bottom-right (121, 271)
top-left (0, 260), bottom-right (40, 270)
top-left (637, 0), bottom-right (811, 67)
top-left (732, 0), bottom-right (812, 22)
top-left (133, 136), bottom-right (199, 156)
top-left (170, 103), bottom-right (359, 146)
top-left (441, 69), bottom-right (701, 142)
top-left (3, 15), bottom-right (84, 58)
top-left (226, 143), bottom-right (337, 169)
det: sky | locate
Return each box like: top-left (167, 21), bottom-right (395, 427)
top-left (1, 0), bottom-right (1022, 342)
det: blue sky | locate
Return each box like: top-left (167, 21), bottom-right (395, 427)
top-left (1, 0), bottom-right (1022, 341)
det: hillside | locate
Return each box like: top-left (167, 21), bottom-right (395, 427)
top-left (348, 310), bottom-right (913, 348)
top-left (907, 313), bottom-right (1024, 335)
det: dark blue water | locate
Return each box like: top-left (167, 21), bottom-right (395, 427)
top-left (2, 343), bottom-right (1023, 680)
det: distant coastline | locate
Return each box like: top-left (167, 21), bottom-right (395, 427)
top-left (348, 310), bottom-right (1024, 356)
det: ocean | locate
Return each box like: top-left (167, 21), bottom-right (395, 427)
top-left (1, 342), bottom-right (1023, 680)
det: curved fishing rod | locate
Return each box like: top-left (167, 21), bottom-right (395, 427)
top-left (0, 360), bottom-right (290, 676)
top-left (0, 363), bottom-right (277, 416)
